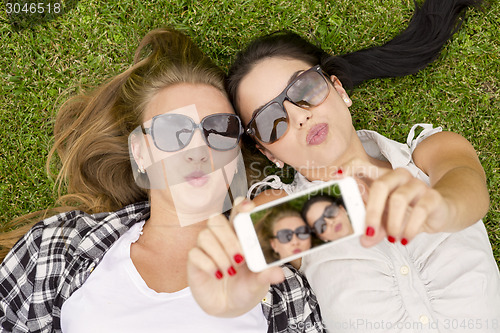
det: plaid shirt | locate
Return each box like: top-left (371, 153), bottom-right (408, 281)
top-left (0, 202), bottom-right (325, 333)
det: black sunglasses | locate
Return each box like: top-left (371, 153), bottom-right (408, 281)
top-left (312, 204), bottom-right (339, 235)
top-left (274, 225), bottom-right (311, 244)
top-left (245, 65), bottom-right (330, 144)
top-left (142, 113), bottom-right (243, 152)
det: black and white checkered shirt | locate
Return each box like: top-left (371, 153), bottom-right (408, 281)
top-left (0, 202), bottom-right (325, 333)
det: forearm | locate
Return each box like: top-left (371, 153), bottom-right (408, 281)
top-left (413, 131), bottom-right (489, 232)
top-left (432, 165), bottom-right (489, 232)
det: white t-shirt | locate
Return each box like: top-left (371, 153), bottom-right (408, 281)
top-left (249, 124), bottom-right (500, 332)
top-left (61, 222), bottom-right (268, 333)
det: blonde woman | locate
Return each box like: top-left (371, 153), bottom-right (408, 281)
top-left (0, 29), bottom-right (324, 332)
top-left (256, 204), bottom-right (312, 268)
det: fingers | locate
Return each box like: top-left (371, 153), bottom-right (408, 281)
top-left (361, 167), bottom-right (448, 247)
top-left (385, 178), bottom-right (427, 240)
top-left (188, 246), bottom-right (224, 280)
top-left (338, 158), bottom-right (390, 207)
top-left (198, 213), bottom-right (245, 278)
top-left (363, 168), bottom-right (413, 244)
top-left (189, 196), bottom-right (259, 282)
top-left (340, 158), bottom-right (390, 185)
top-left (402, 189), bottom-right (446, 240)
top-left (229, 196), bottom-right (255, 222)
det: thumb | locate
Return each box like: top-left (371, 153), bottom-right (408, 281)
top-left (229, 196), bottom-right (255, 224)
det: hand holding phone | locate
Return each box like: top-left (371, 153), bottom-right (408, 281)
top-left (234, 177), bottom-right (365, 272)
top-left (187, 199), bottom-right (285, 318)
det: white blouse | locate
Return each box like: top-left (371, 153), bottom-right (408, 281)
top-left (249, 124), bottom-right (500, 332)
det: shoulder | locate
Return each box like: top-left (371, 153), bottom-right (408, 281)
top-left (412, 131), bottom-right (482, 177)
top-left (413, 131), bottom-right (475, 157)
top-left (41, 202), bottom-right (148, 238)
top-left (4, 202), bottom-right (150, 263)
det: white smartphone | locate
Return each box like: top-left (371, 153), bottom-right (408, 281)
top-left (234, 177), bottom-right (365, 272)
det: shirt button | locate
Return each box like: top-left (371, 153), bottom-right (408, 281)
top-left (419, 315), bottom-right (429, 325)
top-left (400, 265), bottom-right (409, 275)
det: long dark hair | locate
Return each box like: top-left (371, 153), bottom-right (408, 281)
top-left (227, 0), bottom-right (483, 110)
top-left (301, 195), bottom-right (345, 224)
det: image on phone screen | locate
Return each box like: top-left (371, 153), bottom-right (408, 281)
top-left (250, 183), bottom-right (355, 265)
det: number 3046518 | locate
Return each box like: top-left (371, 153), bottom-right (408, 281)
top-left (6, 3), bottom-right (62, 14)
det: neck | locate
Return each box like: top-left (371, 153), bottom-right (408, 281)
top-left (298, 129), bottom-right (391, 182)
top-left (131, 199), bottom-right (208, 294)
top-left (143, 194), bottom-right (209, 246)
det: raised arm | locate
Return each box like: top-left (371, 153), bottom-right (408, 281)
top-left (360, 131), bottom-right (489, 247)
top-left (412, 131), bottom-right (489, 231)
top-left (187, 198), bottom-right (284, 318)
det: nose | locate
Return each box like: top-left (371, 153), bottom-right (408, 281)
top-left (183, 130), bottom-right (209, 163)
top-left (289, 233), bottom-right (300, 245)
top-left (284, 101), bottom-right (312, 128)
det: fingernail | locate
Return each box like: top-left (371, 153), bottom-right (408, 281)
top-left (215, 270), bottom-right (223, 280)
top-left (388, 236), bottom-right (396, 243)
top-left (241, 199), bottom-right (253, 208)
top-left (336, 168), bottom-right (343, 175)
top-left (365, 226), bottom-right (375, 237)
top-left (234, 254), bottom-right (244, 264)
top-left (401, 238), bottom-right (408, 246)
top-left (227, 266), bottom-right (237, 276)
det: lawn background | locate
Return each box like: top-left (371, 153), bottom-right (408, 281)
top-left (0, 0), bottom-right (498, 264)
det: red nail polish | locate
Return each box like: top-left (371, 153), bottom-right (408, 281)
top-left (227, 266), bottom-right (236, 276)
top-left (401, 238), bottom-right (408, 246)
top-left (365, 226), bottom-right (375, 237)
top-left (215, 270), bottom-right (223, 280)
top-left (336, 168), bottom-right (343, 175)
top-left (234, 254), bottom-right (244, 264)
top-left (388, 236), bottom-right (396, 243)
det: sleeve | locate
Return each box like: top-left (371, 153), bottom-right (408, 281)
top-left (406, 123), bottom-right (442, 153)
top-left (264, 264), bottom-right (327, 333)
top-left (0, 223), bottom-right (44, 333)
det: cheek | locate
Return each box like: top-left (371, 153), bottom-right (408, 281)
top-left (270, 239), bottom-right (279, 251)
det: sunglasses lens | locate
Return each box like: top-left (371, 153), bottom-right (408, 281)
top-left (296, 226), bottom-right (311, 240)
top-left (314, 219), bottom-right (327, 235)
top-left (276, 229), bottom-right (293, 244)
top-left (253, 102), bottom-right (288, 143)
top-left (202, 114), bottom-right (241, 150)
top-left (324, 205), bottom-right (339, 218)
top-left (153, 114), bottom-right (193, 152)
top-left (288, 71), bottom-right (329, 107)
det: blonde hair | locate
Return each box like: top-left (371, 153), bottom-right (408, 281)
top-left (0, 28), bottom-right (226, 260)
top-left (255, 204), bottom-right (303, 262)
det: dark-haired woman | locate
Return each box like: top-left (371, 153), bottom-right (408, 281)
top-left (189, 0), bottom-right (500, 331)
top-left (301, 196), bottom-right (353, 242)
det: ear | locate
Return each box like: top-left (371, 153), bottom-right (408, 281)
top-left (255, 143), bottom-right (284, 168)
top-left (330, 75), bottom-right (352, 107)
top-left (130, 133), bottom-right (146, 171)
top-left (270, 238), bottom-right (279, 253)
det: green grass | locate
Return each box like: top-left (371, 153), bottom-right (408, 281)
top-left (0, 0), bottom-right (498, 263)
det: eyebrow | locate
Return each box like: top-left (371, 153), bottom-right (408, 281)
top-left (250, 69), bottom-right (304, 118)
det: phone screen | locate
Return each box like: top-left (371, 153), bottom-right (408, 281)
top-left (250, 182), bottom-right (355, 265)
